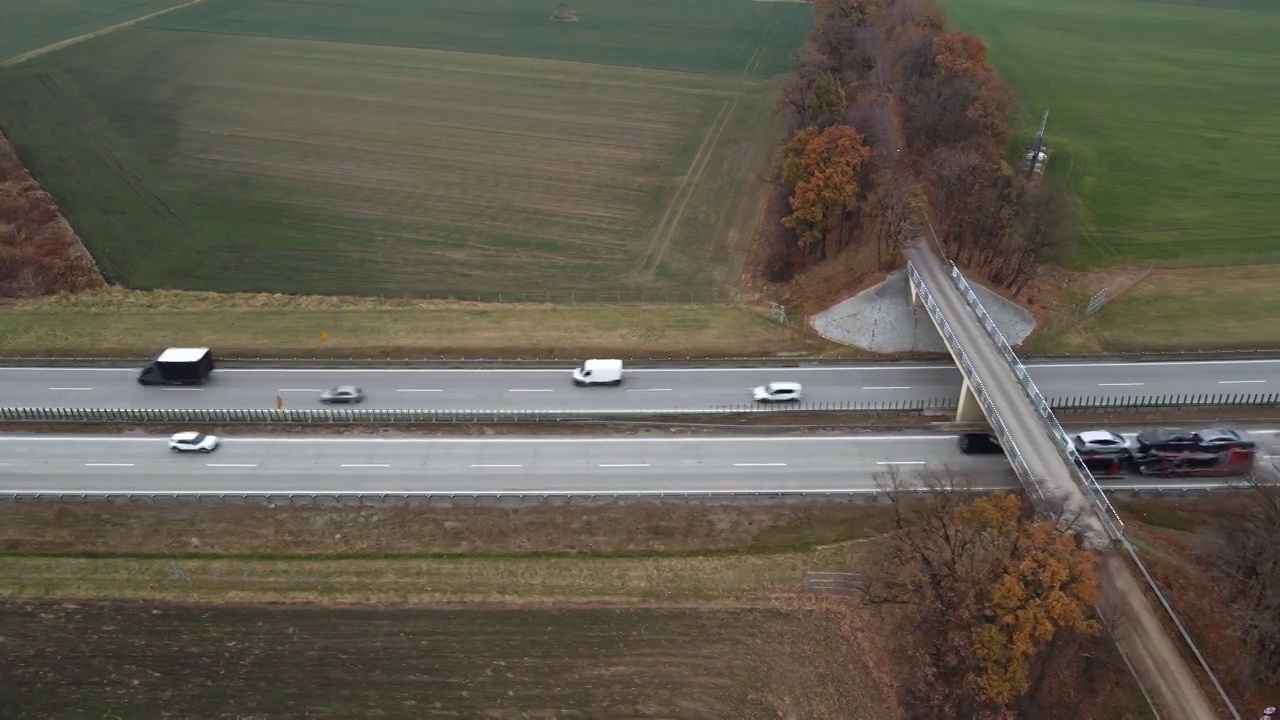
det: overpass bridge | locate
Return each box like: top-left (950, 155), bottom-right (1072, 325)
top-left (904, 241), bottom-right (1230, 720)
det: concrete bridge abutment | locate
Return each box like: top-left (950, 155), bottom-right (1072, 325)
top-left (955, 380), bottom-right (985, 424)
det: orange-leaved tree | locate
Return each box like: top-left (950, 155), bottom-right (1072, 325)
top-left (960, 493), bottom-right (1100, 707)
top-left (780, 124), bottom-right (873, 263)
top-left (869, 470), bottom-right (1101, 716)
top-left (932, 30), bottom-right (989, 78)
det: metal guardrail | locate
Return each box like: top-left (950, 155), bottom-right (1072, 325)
top-left (942, 262), bottom-right (1126, 535)
top-left (0, 482), bottom-right (1250, 502)
top-left (0, 401), bottom-right (956, 424)
top-left (1052, 393), bottom-right (1279, 409)
top-left (906, 262), bottom-right (1044, 501)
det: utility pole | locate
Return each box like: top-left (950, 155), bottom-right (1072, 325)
top-left (1026, 110), bottom-right (1049, 178)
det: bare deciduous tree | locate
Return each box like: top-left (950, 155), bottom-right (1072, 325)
top-left (867, 468), bottom-right (1101, 717)
top-left (1199, 471), bottom-right (1280, 690)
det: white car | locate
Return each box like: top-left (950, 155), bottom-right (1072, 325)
top-left (753, 381), bottom-right (803, 403)
top-left (169, 431), bottom-right (220, 453)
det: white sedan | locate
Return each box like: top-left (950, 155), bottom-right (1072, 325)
top-left (753, 381), bottom-right (803, 403)
top-left (169, 432), bottom-right (220, 453)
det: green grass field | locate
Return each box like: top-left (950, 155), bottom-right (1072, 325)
top-left (947, 0), bottom-right (1280, 268)
top-left (0, 0), bottom-right (811, 297)
top-left (0, 0), bottom-right (188, 63)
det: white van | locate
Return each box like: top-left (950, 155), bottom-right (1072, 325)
top-left (572, 359), bottom-right (623, 387)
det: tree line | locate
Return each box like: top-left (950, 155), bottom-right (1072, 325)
top-left (0, 133), bottom-right (103, 297)
top-left (766, 0), bottom-right (1077, 297)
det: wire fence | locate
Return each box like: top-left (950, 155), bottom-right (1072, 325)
top-left (1, 348), bottom-right (1279, 366)
top-left (0, 482), bottom-right (1245, 503)
top-left (329, 290), bottom-right (730, 304)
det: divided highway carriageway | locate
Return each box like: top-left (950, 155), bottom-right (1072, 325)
top-left (1, 431), bottom-right (1275, 495)
top-left (1, 359), bottom-right (1277, 412)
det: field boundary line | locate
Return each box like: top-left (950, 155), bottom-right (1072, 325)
top-left (0, 0), bottom-right (208, 69)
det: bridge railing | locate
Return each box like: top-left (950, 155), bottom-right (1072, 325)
top-left (941, 262), bottom-right (1126, 536)
top-left (906, 262), bottom-right (1044, 501)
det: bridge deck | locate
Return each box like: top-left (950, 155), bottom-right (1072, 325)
top-left (907, 243), bottom-right (1220, 720)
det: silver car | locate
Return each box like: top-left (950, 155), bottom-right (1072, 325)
top-left (320, 385), bottom-right (366, 404)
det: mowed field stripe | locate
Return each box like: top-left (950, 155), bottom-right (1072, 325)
top-left (640, 96), bottom-right (739, 275)
top-left (638, 13), bottom-right (775, 277)
top-left (1, 0), bottom-right (209, 68)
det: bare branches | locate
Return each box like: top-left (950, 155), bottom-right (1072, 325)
top-left (1198, 473), bottom-right (1280, 690)
top-left (866, 468), bottom-right (1101, 715)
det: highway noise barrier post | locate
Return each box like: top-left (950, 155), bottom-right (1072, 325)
top-left (0, 392), bottom-right (1274, 424)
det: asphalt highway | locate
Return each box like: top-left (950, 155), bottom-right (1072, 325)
top-left (1, 431), bottom-right (1273, 495)
top-left (1, 359), bottom-right (1277, 412)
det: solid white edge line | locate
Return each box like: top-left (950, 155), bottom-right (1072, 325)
top-left (7, 358), bottom-right (1280, 374)
top-left (0, 431), bottom-right (1276, 445)
top-left (1219, 380), bottom-right (1266, 384)
top-left (0, 483), bottom-right (1248, 496)
top-left (0, 435), bottom-right (965, 443)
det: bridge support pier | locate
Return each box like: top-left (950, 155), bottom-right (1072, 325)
top-left (910, 279), bottom-right (924, 308)
top-left (955, 380), bottom-right (985, 423)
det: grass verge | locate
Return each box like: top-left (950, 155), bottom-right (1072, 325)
top-left (0, 501), bottom-right (894, 557)
top-left (0, 501), bottom-right (884, 603)
top-left (1030, 266), bottom-right (1280, 353)
top-left (0, 550), bottom-right (865, 605)
top-left (0, 289), bottom-right (841, 358)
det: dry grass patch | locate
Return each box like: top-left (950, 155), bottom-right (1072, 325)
top-left (1031, 265), bottom-right (1280, 353)
top-left (0, 501), bottom-right (895, 556)
top-left (0, 288), bottom-right (840, 358)
top-left (0, 545), bottom-right (868, 605)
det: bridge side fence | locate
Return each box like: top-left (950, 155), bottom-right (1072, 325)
top-left (942, 262), bottom-right (1126, 536)
top-left (937, 258), bottom-right (1242, 719)
top-left (906, 263), bottom-right (1044, 501)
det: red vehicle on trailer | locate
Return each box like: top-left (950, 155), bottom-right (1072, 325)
top-left (1130, 428), bottom-right (1259, 478)
top-left (958, 426), bottom-right (1261, 479)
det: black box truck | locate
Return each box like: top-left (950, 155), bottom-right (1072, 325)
top-left (138, 347), bottom-right (214, 386)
